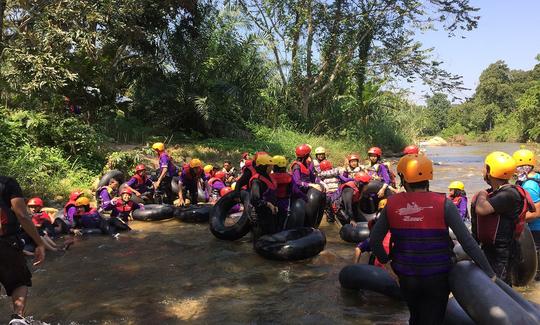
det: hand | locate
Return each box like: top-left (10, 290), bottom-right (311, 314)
top-left (309, 183), bottom-right (322, 192)
top-left (154, 182), bottom-right (160, 190)
top-left (491, 275), bottom-right (497, 282)
top-left (267, 202), bottom-right (278, 214)
top-left (33, 245), bottom-right (46, 266)
top-left (383, 263), bottom-right (399, 285)
top-left (134, 191), bottom-right (141, 197)
top-left (350, 220), bottom-right (357, 227)
top-left (176, 198), bottom-right (185, 207)
top-left (377, 188), bottom-right (386, 198)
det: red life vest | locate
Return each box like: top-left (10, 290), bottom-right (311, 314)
top-left (340, 181), bottom-right (361, 203)
top-left (290, 161), bottom-right (310, 176)
top-left (386, 192), bottom-right (453, 276)
top-left (64, 200), bottom-right (77, 215)
top-left (373, 233), bottom-right (392, 268)
top-left (32, 211), bottom-right (51, 226)
top-left (182, 164), bottom-right (203, 181)
top-left (472, 185), bottom-right (534, 245)
top-left (241, 164), bottom-right (257, 190)
top-left (114, 200), bottom-right (135, 214)
top-left (133, 174), bottom-right (147, 186)
top-left (249, 173), bottom-right (277, 191)
top-left (271, 172), bottom-right (292, 200)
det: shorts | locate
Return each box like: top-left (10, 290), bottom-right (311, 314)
top-left (0, 236), bottom-right (32, 296)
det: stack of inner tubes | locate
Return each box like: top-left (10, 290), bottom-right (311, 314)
top-left (339, 223), bottom-right (370, 243)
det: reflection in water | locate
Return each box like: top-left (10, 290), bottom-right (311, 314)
top-left (0, 143), bottom-right (538, 324)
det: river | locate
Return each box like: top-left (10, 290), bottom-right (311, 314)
top-left (1, 143), bottom-right (538, 324)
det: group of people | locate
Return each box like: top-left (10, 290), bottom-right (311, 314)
top-left (2, 141), bottom-right (540, 325)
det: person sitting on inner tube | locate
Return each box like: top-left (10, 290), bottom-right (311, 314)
top-left (366, 147), bottom-right (396, 198)
top-left (74, 197), bottom-right (117, 236)
top-left (52, 190), bottom-right (83, 235)
top-left (178, 158), bottom-right (207, 206)
top-left (313, 147), bottom-right (327, 174)
top-left (203, 164), bottom-right (214, 180)
top-left (472, 151), bottom-right (536, 285)
top-left (124, 164), bottom-right (154, 202)
top-left (96, 177), bottom-right (120, 212)
top-left (318, 160), bottom-right (343, 223)
top-left (25, 197), bottom-right (66, 252)
top-left (354, 203), bottom-right (390, 265)
top-left (342, 153), bottom-right (363, 182)
top-left (271, 155), bottom-right (302, 228)
top-left (235, 152), bottom-right (268, 192)
top-left (335, 172), bottom-right (371, 225)
top-left (222, 160), bottom-right (237, 186)
top-left (208, 171), bottom-right (227, 204)
top-left (105, 188), bottom-right (142, 224)
top-left (403, 145), bottom-right (420, 155)
top-left (249, 154), bottom-right (281, 239)
top-left (370, 153), bottom-right (496, 325)
top-left (513, 149), bottom-right (540, 281)
top-left (448, 181), bottom-right (469, 221)
top-left (290, 144), bottom-right (323, 201)
top-left (152, 142), bottom-right (179, 204)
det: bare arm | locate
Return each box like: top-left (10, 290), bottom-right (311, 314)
top-left (474, 191), bottom-right (495, 216)
top-left (526, 202), bottom-right (540, 221)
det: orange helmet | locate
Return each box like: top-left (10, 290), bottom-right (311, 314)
top-left (354, 172), bottom-right (371, 184)
top-left (368, 147), bottom-right (382, 157)
top-left (28, 197), bottom-right (44, 207)
top-left (295, 144), bottom-right (311, 158)
top-left (397, 154), bottom-right (433, 183)
top-left (220, 187), bottom-right (234, 197)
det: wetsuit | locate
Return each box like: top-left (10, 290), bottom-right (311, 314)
top-left (471, 185), bottom-right (528, 285)
top-left (368, 162), bottom-right (392, 185)
top-left (371, 193), bottom-right (495, 325)
top-left (235, 160), bottom-right (256, 192)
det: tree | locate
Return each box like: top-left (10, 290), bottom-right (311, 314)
top-left (424, 93), bottom-right (451, 135)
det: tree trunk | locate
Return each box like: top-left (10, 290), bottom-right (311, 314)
top-left (0, 0), bottom-right (6, 51)
top-left (355, 26), bottom-right (373, 100)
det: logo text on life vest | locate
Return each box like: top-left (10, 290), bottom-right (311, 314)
top-left (396, 203), bottom-right (434, 219)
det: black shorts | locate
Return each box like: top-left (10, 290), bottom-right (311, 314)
top-left (0, 237), bottom-right (32, 296)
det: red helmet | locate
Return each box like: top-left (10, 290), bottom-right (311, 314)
top-left (120, 188), bottom-right (133, 195)
top-left (253, 151), bottom-right (268, 163)
top-left (354, 172), bottom-right (371, 184)
top-left (241, 152), bottom-right (249, 160)
top-left (403, 145), bottom-right (419, 155)
top-left (69, 191), bottom-right (84, 202)
top-left (28, 197), bottom-right (43, 207)
top-left (319, 160), bottom-right (333, 171)
top-left (368, 147), bottom-right (382, 157)
top-left (215, 171), bottom-right (226, 180)
top-left (220, 187), bottom-right (233, 197)
top-left (135, 164), bottom-right (146, 172)
top-left (295, 144), bottom-right (311, 158)
top-left (348, 153), bottom-right (360, 162)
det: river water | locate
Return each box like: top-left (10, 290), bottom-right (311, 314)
top-left (1, 143), bottom-right (539, 324)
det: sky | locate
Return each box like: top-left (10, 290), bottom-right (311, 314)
top-left (402, 0), bottom-right (540, 104)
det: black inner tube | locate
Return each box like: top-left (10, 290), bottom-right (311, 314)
top-left (254, 227), bottom-right (326, 261)
top-left (209, 190), bottom-right (252, 241)
top-left (132, 204), bottom-right (174, 221)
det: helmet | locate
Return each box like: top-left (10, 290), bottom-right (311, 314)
top-left (485, 151), bottom-right (516, 180)
top-left (203, 165), bottom-right (213, 174)
top-left (378, 199), bottom-right (387, 210)
top-left (319, 160), bottom-right (333, 171)
top-left (448, 181), bottom-right (465, 191)
top-left (513, 149), bottom-right (536, 167)
top-left (397, 154), bottom-right (433, 183)
top-left (255, 154), bottom-right (274, 166)
top-left (231, 182), bottom-right (236, 190)
top-left (403, 145), bottom-right (419, 155)
top-left (215, 171), bottom-right (226, 180)
top-left (75, 197), bottom-right (90, 207)
top-left (368, 147), bottom-right (382, 157)
top-left (272, 155), bottom-right (287, 168)
top-left (69, 191), bottom-right (84, 202)
top-left (348, 153), bottom-right (360, 162)
top-left (152, 142), bottom-right (165, 152)
top-left (120, 188), bottom-right (133, 195)
top-left (28, 197), bottom-right (43, 207)
top-left (354, 172), bottom-right (371, 184)
top-left (241, 152), bottom-right (249, 160)
top-left (315, 147), bottom-right (326, 155)
top-left (190, 158), bottom-right (203, 168)
top-left (220, 187), bottom-right (233, 197)
top-left (295, 144), bottom-right (311, 158)
top-left (135, 164), bottom-right (146, 172)
top-left (253, 151), bottom-right (268, 163)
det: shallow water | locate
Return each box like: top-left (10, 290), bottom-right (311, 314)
top-left (1, 143), bottom-right (538, 324)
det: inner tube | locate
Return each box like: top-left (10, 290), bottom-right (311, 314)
top-left (339, 223), bottom-right (370, 243)
top-left (359, 180), bottom-right (392, 214)
top-left (132, 204), bottom-right (173, 221)
top-left (304, 188), bottom-right (326, 228)
top-left (512, 225), bottom-right (538, 287)
top-left (174, 204), bottom-right (211, 223)
top-left (449, 261), bottom-right (539, 324)
top-left (339, 264), bottom-right (402, 300)
top-left (210, 190), bottom-right (251, 241)
top-left (171, 176), bottom-right (180, 194)
top-left (339, 264), bottom-right (475, 324)
top-left (254, 227), bottom-right (326, 261)
top-left (97, 170), bottom-right (124, 189)
top-left (453, 244), bottom-right (470, 261)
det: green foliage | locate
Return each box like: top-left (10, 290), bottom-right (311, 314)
top-left (518, 83), bottom-right (540, 142)
top-left (104, 150), bottom-right (146, 176)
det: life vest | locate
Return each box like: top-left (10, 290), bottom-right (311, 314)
top-left (340, 181), bottom-right (361, 203)
top-left (240, 164), bottom-right (257, 190)
top-left (132, 174), bottom-right (148, 186)
top-left (369, 162), bottom-right (396, 187)
top-left (372, 233), bottom-right (392, 268)
top-left (113, 200), bottom-right (136, 221)
top-left (0, 181), bottom-right (19, 237)
top-left (290, 161), bottom-right (310, 176)
top-left (249, 173), bottom-right (277, 191)
top-left (32, 211), bottom-right (51, 227)
top-left (182, 164), bottom-right (203, 182)
top-left (449, 195), bottom-right (469, 220)
top-left (472, 185), bottom-right (534, 245)
top-left (386, 192), bottom-right (453, 276)
top-left (64, 201), bottom-right (77, 215)
top-left (78, 208), bottom-right (101, 228)
top-left (271, 172), bottom-right (292, 200)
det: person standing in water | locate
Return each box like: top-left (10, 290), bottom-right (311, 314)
top-left (370, 154), bottom-right (495, 325)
